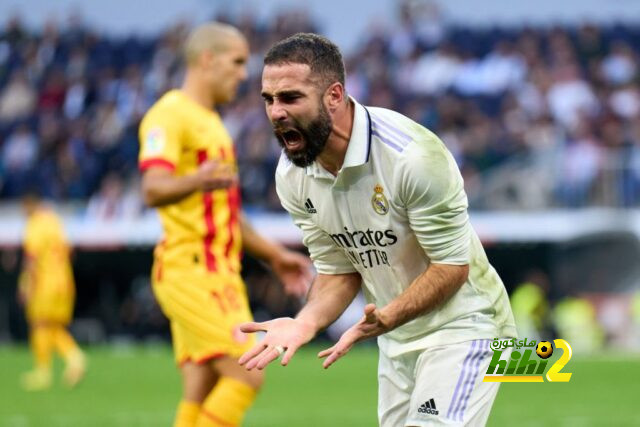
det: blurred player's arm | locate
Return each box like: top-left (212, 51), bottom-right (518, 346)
top-left (17, 254), bottom-right (35, 306)
top-left (141, 162), bottom-right (236, 207)
top-left (239, 271), bottom-right (361, 369)
top-left (239, 214), bottom-right (311, 298)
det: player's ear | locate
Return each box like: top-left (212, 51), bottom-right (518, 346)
top-left (324, 82), bottom-right (344, 112)
top-left (200, 49), bottom-right (216, 70)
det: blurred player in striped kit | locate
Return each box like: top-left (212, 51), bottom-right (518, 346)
top-left (139, 22), bottom-right (310, 427)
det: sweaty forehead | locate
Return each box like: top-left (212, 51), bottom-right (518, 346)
top-left (261, 63), bottom-right (317, 94)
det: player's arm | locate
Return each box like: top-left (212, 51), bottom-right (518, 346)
top-left (239, 213), bottom-right (311, 298)
top-left (139, 108), bottom-right (237, 207)
top-left (239, 161), bottom-right (360, 369)
top-left (141, 161), bottom-right (236, 207)
top-left (376, 263), bottom-right (468, 330)
top-left (238, 271), bottom-right (361, 369)
top-left (318, 264), bottom-right (467, 368)
top-left (296, 272), bottom-right (363, 332)
top-left (17, 253), bottom-right (35, 305)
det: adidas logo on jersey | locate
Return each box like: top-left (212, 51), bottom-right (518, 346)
top-left (418, 398), bottom-right (439, 415)
top-left (304, 198), bottom-right (317, 214)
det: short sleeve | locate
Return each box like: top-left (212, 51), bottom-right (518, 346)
top-left (275, 166), bottom-right (357, 275)
top-left (399, 143), bottom-right (471, 265)
top-left (138, 106), bottom-right (182, 172)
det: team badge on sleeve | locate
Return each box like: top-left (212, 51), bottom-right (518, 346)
top-left (144, 127), bottom-right (166, 155)
top-left (371, 184), bottom-right (389, 215)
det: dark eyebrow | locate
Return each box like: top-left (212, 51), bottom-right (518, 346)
top-left (261, 90), bottom-right (305, 99)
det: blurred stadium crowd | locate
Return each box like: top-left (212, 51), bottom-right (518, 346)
top-left (1, 1), bottom-right (640, 217)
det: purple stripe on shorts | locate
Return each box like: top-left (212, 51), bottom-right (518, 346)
top-left (455, 340), bottom-right (491, 421)
top-left (370, 114), bottom-right (412, 143)
top-left (447, 339), bottom-right (478, 419)
top-left (450, 340), bottom-right (485, 421)
top-left (372, 129), bottom-right (403, 152)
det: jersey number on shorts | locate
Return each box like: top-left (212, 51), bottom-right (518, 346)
top-left (211, 284), bottom-right (241, 314)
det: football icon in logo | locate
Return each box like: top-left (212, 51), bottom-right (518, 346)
top-left (536, 341), bottom-right (553, 359)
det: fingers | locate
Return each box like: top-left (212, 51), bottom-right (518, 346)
top-left (240, 341), bottom-right (300, 369)
top-left (238, 321), bottom-right (268, 333)
top-left (199, 160), bottom-right (237, 191)
top-left (238, 342), bottom-right (268, 366)
top-left (280, 343), bottom-right (300, 366)
top-left (237, 322), bottom-right (271, 367)
top-left (317, 345), bottom-right (335, 359)
top-left (364, 304), bottom-right (378, 323)
top-left (318, 343), bottom-right (351, 369)
top-left (246, 345), bottom-right (282, 370)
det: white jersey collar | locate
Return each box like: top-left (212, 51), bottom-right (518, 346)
top-left (306, 96), bottom-right (371, 178)
top-left (341, 97), bottom-right (372, 169)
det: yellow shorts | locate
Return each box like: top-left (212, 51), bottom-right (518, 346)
top-left (152, 268), bottom-right (255, 365)
top-left (26, 290), bottom-right (74, 325)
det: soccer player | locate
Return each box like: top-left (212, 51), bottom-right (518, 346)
top-left (18, 192), bottom-right (86, 391)
top-left (239, 33), bottom-right (517, 426)
top-left (138, 23), bottom-right (311, 427)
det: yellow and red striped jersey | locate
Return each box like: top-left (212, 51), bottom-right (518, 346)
top-left (138, 90), bottom-right (242, 276)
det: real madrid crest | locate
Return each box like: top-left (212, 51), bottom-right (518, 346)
top-left (371, 184), bottom-right (389, 215)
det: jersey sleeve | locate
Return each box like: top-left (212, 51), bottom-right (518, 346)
top-left (399, 141), bottom-right (471, 265)
top-left (138, 105), bottom-right (182, 172)
top-left (275, 164), bottom-right (357, 275)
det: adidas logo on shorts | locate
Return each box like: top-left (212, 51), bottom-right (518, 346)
top-left (418, 398), bottom-right (439, 415)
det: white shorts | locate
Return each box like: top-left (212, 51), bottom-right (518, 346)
top-left (378, 339), bottom-right (507, 426)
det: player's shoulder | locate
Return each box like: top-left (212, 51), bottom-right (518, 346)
top-left (367, 106), bottom-right (446, 160)
top-left (29, 209), bottom-right (61, 232)
top-left (142, 90), bottom-right (186, 123)
top-left (40, 209), bottom-right (63, 225)
top-left (367, 106), bottom-right (414, 129)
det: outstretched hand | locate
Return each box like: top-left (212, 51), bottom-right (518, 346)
top-left (318, 304), bottom-right (390, 369)
top-left (238, 317), bottom-right (317, 370)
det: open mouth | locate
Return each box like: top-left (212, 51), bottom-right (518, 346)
top-left (279, 129), bottom-right (304, 150)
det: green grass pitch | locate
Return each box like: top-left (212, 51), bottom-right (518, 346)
top-left (0, 343), bottom-right (638, 426)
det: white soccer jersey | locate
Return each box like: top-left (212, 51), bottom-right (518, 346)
top-left (275, 98), bottom-right (517, 356)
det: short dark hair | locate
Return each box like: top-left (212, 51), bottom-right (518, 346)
top-left (264, 33), bottom-right (345, 88)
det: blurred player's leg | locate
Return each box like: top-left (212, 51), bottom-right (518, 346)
top-left (196, 356), bottom-right (262, 427)
top-left (155, 271), bottom-right (258, 427)
top-left (21, 324), bottom-right (54, 391)
top-left (175, 400), bottom-right (201, 427)
top-left (52, 325), bottom-right (86, 387)
top-left (174, 361), bottom-right (217, 427)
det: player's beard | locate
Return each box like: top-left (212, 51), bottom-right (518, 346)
top-left (273, 103), bottom-right (332, 168)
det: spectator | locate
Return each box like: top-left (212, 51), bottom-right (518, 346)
top-left (0, 70), bottom-right (36, 123)
top-left (0, 8), bottom-right (640, 208)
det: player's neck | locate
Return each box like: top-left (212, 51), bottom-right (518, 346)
top-left (181, 73), bottom-right (215, 110)
top-left (317, 99), bottom-right (354, 176)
